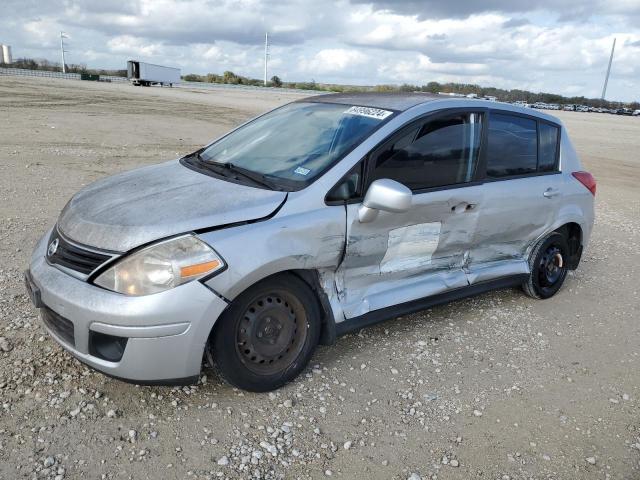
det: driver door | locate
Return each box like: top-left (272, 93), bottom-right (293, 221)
top-left (335, 110), bottom-right (485, 319)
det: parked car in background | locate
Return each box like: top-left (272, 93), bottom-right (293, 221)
top-left (25, 94), bottom-right (596, 391)
top-left (513, 101), bottom-right (531, 108)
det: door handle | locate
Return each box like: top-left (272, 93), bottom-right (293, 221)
top-left (451, 202), bottom-right (477, 213)
top-left (543, 188), bottom-right (560, 198)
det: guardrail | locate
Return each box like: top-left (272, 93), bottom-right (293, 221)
top-left (99, 75), bottom-right (128, 83)
top-left (0, 67), bottom-right (129, 83)
top-left (0, 67), bottom-right (324, 94)
top-left (0, 67), bottom-right (81, 80)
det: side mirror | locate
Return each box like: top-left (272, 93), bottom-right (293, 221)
top-left (358, 179), bottom-right (412, 223)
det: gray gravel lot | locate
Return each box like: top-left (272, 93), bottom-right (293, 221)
top-left (0, 76), bottom-right (639, 480)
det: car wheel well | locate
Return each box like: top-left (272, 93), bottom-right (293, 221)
top-left (205, 270), bottom-right (336, 365)
top-left (554, 222), bottom-right (582, 269)
top-left (288, 270), bottom-right (337, 346)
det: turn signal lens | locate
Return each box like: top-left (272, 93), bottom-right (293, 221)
top-left (94, 235), bottom-right (225, 296)
top-left (180, 260), bottom-right (222, 278)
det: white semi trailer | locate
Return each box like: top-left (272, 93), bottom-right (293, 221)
top-left (127, 60), bottom-right (180, 87)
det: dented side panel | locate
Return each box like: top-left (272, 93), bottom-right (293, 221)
top-left (380, 222), bottom-right (441, 273)
top-left (200, 199), bottom-right (346, 308)
top-left (466, 174), bottom-right (564, 282)
top-left (336, 185), bottom-right (484, 319)
top-left (465, 125), bottom-right (592, 284)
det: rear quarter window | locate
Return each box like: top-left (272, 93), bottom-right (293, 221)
top-left (538, 122), bottom-right (560, 172)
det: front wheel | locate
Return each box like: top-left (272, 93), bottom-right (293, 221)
top-left (522, 232), bottom-right (569, 299)
top-left (212, 274), bottom-right (321, 392)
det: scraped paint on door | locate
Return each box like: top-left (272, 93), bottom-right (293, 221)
top-left (380, 222), bottom-right (441, 273)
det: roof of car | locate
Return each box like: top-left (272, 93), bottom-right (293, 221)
top-left (304, 92), bottom-right (563, 125)
top-left (306, 92), bottom-right (444, 112)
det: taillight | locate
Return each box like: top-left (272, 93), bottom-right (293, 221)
top-left (572, 171), bottom-right (596, 196)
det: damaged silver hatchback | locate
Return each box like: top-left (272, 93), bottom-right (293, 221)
top-left (26, 93), bottom-right (596, 391)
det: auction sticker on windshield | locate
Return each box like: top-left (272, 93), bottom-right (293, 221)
top-left (344, 106), bottom-right (393, 120)
top-left (294, 166), bottom-right (311, 176)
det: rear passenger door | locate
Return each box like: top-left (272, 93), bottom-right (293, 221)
top-left (466, 111), bottom-right (563, 283)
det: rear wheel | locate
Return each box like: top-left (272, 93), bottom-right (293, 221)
top-left (522, 232), bottom-right (569, 299)
top-left (212, 274), bottom-right (321, 392)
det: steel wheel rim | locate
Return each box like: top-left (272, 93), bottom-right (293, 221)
top-left (235, 290), bottom-right (308, 375)
top-left (538, 244), bottom-right (564, 287)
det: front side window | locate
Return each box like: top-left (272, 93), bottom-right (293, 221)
top-left (197, 102), bottom-right (392, 187)
top-left (369, 112), bottom-right (483, 191)
top-left (486, 114), bottom-right (538, 177)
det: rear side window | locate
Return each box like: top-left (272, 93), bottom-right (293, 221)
top-left (370, 113), bottom-right (482, 191)
top-left (486, 114), bottom-right (537, 177)
top-left (538, 122), bottom-right (559, 172)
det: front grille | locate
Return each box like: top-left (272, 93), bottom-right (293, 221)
top-left (42, 308), bottom-right (75, 347)
top-left (47, 229), bottom-right (112, 275)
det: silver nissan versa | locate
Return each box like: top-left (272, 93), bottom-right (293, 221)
top-left (25, 93), bottom-right (596, 391)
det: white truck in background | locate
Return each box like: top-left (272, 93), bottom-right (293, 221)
top-left (127, 60), bottom-right (180, 87)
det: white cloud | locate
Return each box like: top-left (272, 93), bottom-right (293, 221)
top-left (380, 54), bottom-right (490, 81)
top-left (107, 35), bottom-right (163, 57)
top-left (1, 0), bottom-right (639, 101)
top-left (299, 49), bottom-right (368, 73)
top-left (22, 19), bottom-right (64, 48)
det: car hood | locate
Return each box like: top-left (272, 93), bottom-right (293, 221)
top-left (57, 160), bottom-right (287, 252)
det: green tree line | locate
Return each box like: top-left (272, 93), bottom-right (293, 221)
top-left (2, 57), bottom-right (637, 109)
top-left (182, 71), bottom-right (638, 109)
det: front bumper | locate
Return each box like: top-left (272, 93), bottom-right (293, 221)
top-left (27, 229), bottom-right (229, 384)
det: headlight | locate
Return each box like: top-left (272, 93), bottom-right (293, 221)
top-left (94, 235), bottom-right (225, 296)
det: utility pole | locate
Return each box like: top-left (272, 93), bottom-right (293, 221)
top-left (60, 31), bottom-right (68, 73)
top-left (601, 37), bottom-right (616, 100)
top-left (264, 32), bottom-right (269, 86)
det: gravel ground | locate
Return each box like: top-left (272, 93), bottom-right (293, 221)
top-left (1, 76), bottom-right (639, 480)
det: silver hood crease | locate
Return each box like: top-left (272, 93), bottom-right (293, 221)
top-left (57, 160), bottom-right (287, 252)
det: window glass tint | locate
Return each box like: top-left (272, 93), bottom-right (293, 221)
top-left (486, 114), bottom-right (537, 177)
top-left (370, 113), bottom-right (482, 190)
top-left (538, 123), bottom-right (559, 172)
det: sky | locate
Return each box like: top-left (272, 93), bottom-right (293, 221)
top-left (2, 0), bottom-right (640, 101)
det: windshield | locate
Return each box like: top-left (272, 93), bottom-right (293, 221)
top-left (198, 102), bottom-right (393, 186)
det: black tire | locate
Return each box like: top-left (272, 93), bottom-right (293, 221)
top-left (212, 273), bottom-right (321, 392)
top-left (522, 232), bottom-right (570, 299)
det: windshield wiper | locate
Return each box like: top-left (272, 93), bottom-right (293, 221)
top-left (194, 154), bottom-right (280, 190)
